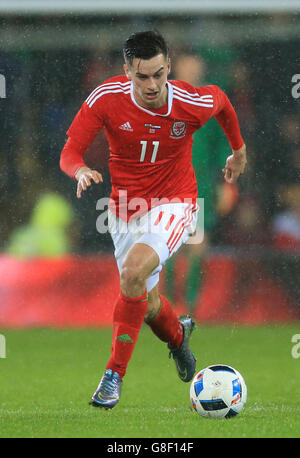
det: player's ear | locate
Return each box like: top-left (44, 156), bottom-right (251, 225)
top-left (124, 64), bottom-right (132, 80)
top-left (167, 58), bottom-right (171, 75)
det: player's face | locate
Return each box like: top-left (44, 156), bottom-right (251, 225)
top-left (124, 54), bottom-right (170, 109)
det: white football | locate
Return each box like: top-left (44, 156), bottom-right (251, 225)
top-left (190, 364), bottom-right (247, 419)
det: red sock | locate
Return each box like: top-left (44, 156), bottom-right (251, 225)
top-left (106, 290), bottom-right (148, 379)
top-left (148, 295), bottom-right (183, 349)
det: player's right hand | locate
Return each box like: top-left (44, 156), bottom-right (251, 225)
top-left (75, 166), bottom-right (103, 198)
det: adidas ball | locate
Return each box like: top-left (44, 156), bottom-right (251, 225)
top-left (190, 364), bottom-right (247, 419)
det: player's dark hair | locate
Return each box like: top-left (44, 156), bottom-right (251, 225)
top-left (123, 30), bottom-right (169, 66)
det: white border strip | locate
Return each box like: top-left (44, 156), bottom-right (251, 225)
top-left (1, 0), bottom-right (300, 14)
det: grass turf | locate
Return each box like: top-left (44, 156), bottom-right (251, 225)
top-left (0, 324), bottom-right (299, 438)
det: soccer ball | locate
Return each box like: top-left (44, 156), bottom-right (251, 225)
top-left (190, 364), bottom-right (247, 419)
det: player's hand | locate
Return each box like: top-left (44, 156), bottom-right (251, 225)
top-left (222, 144), bottom-right (247, 184)
top-left (75, 166), bottom-right (103, 198)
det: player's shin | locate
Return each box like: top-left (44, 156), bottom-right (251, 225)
top-left (147, 294), bottom-right (183, 349)
top-left (106, 290), bottom-right (148, 378)
top-left (147, 294), bottom-right (196, 383)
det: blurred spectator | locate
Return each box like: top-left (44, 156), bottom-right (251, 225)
top-left (272, 184), bottom-right (300, 251)
top-left (275, 113), bottom-right (300, 185)
top-left (216, 195), bottom-right (270, 248)
top-left (172, 54), bottom-right (206, 87)
top-left (6, 192), bottom-right (76, 257)
top-left (268, 184), bottom-right (300, 307)
top-left (229, 61), bottom-right (256, 137)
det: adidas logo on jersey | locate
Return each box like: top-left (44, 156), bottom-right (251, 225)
top-left (119, 121), bottom-right (133, 132)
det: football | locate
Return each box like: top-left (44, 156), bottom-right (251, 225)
top-left (190, 364), bottom-right (247, 419)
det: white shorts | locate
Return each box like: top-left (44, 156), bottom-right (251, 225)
top-left (108, 202), bottom-right (199, 292)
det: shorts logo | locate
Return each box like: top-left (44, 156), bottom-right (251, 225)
top-left (170, 121), bottom-right (186, 139)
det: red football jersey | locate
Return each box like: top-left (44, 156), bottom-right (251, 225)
top-left (62, 75), bottom-right (244, 220)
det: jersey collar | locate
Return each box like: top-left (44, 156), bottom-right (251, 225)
top-left (130, 81), bottom-right (173, 117)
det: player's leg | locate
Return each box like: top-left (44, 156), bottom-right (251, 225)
top-left (105, 242), bottom-right (159, 375)
top-left (145, 285), bottom-right (183, 350)
top-left (145, 284), bottom-right (196, 383)
top-left (91, 203), bottom-right (198, 408)
top-left (90, 242), bottom-right (160, 409)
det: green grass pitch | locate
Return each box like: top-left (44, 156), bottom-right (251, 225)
top-left (0, 324), bottom-right (299, 438)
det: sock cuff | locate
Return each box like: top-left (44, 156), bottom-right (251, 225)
top-left (114, 290), bottom-right (148, 327)
top-left (120, 290), bottom-right (148, 303)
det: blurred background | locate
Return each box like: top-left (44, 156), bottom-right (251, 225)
top-left (0, 0), bottom-right (299, 327)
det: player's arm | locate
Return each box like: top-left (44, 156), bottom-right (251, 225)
top-left (202, 85), bottom-right (247, 184)
top-left (60, 99), bottom-right (105, 197)
top-left (60, 137), bottom-right (103, 198)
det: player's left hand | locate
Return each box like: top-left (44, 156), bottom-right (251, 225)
top-left (222, 144), bottom-right (247, 184)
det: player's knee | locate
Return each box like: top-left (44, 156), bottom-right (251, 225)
top-left (120, 265), bottom-right (146, 295)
